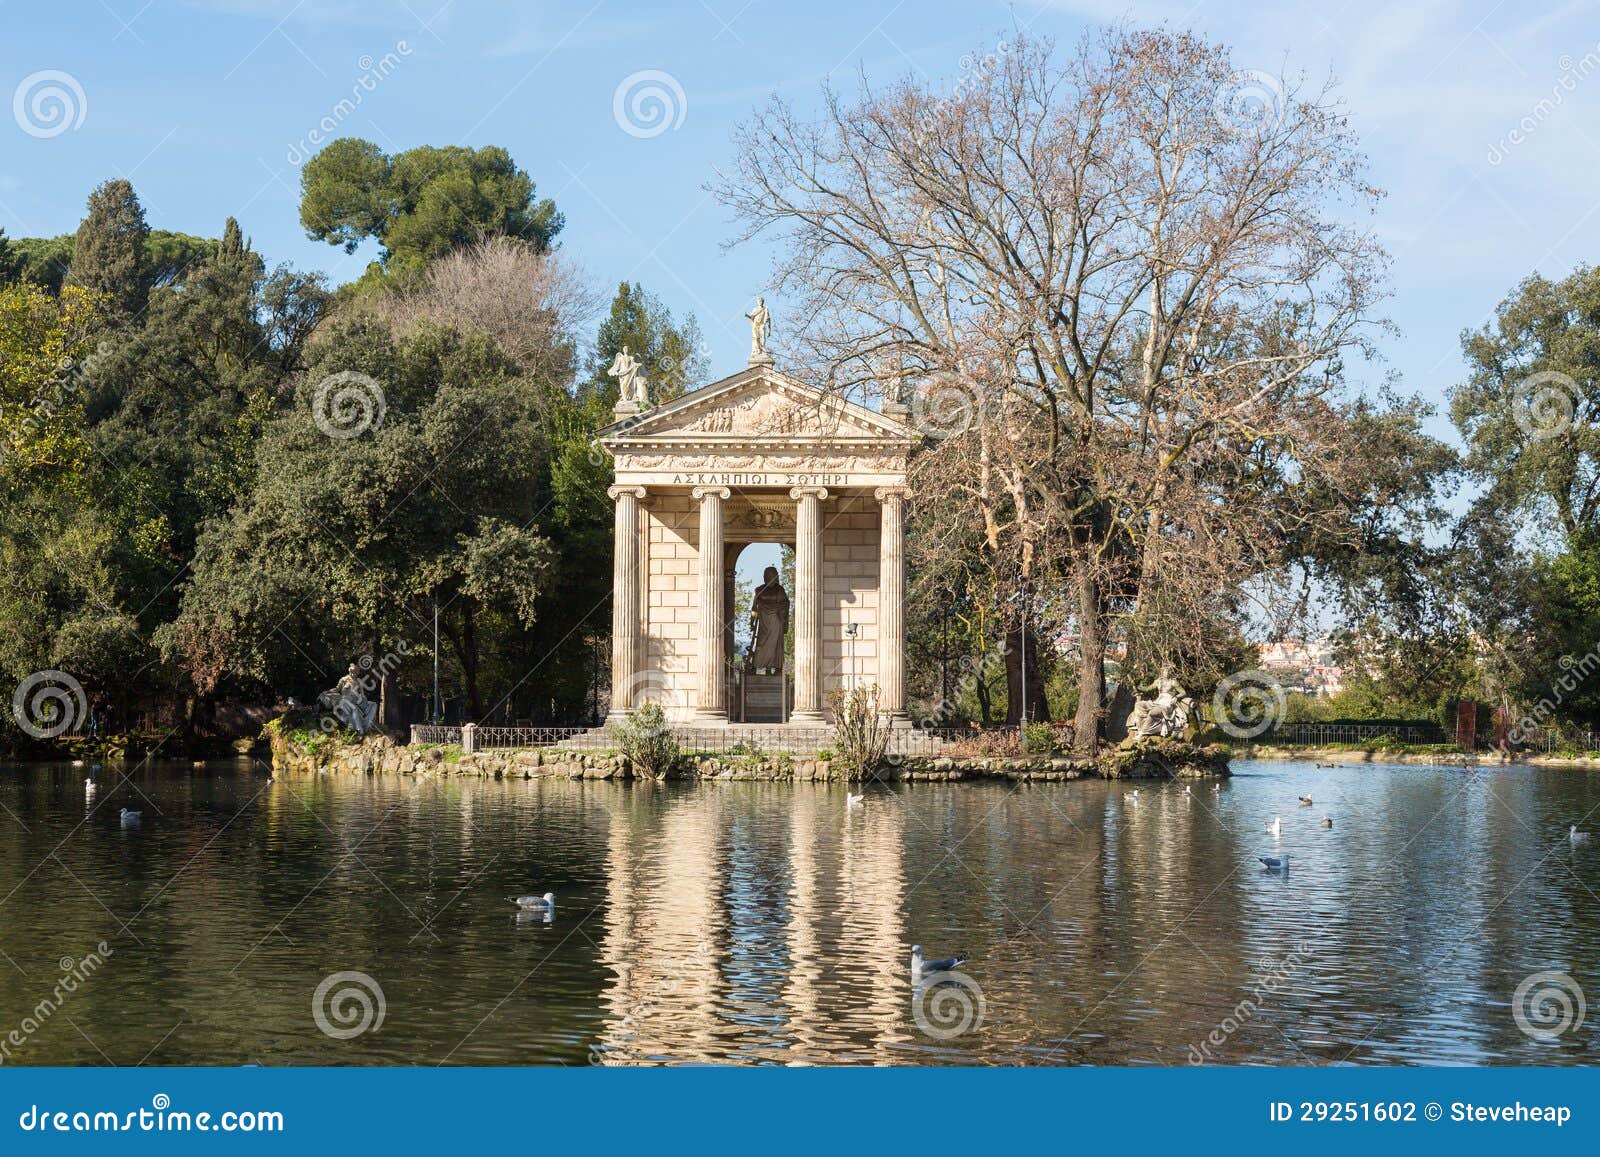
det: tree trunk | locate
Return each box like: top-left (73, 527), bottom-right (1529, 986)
top-left (1004, 616), bottom-right (1050, 725)
top-left (1073, 569), bottom-right (1107, 755)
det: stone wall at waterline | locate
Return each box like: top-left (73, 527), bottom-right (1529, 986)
top-left (268, 732), bottom-right (1230, 783)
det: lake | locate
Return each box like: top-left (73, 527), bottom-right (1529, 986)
top-left (1, 757), bottom-right (1596, 1065)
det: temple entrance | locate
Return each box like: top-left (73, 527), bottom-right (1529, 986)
top-left (729, 543), bottom-right (794, 722)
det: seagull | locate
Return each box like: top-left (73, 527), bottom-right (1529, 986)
top-left (846, 792), bottom-right (864, 807)
top-left (1257, 853), bottom-right (1291, 872)
top-left (71, 759), bottom-right (84, 768)
top-left (1266, 816), bottom-right (1282, 837)
top-left (84, 778), bottom-right (96, 795)
top-left (911, 945), bottom-right (966, 978)
top-left (1127, 789), bottom-right (1140, 802)
top-left (1298, 796), bottom-right (1314, 807)
top-left (1320, 816), bottom-right (1333, 829)
top-left (509, 892), bottom-right (555, 911)
top-left (119, 808), bottom-right (142, 828)
top-left (1211, 782), bottom-right (1221, 793)
top-left (1183, 785), bottom-right (1192, 796)
top-left (1572, 826), bottom-right (1593, 844)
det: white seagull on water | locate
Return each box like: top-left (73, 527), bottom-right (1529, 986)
top-left (846, 792), bottom-right (864, 807)
top-left (1572, 826), bottom-right (1593, 845)
top-left (911, 945), bottom-right (967, 980)
top-left (1266, 816), bottom-right (1282, 837)
top-left (1257, 853), bottom-right (1291, 872)
top-left (509, 892), bottom-right (556, 911)
top-left (119, 808), bottom-right (142, 828)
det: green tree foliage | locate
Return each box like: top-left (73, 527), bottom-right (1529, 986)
top-left (0, 228), bottom-right (17, 283)
top-left (2, 230), bottom-right (216, 296)
top-left (1452, 267), bottom-right (1600, 540)
top-left (299, 139), bottom-right (564, 286)
top-left (65, 179), bottom-right (151, 324)
top-left (582, 281), bottom-right (706, 405)
top-left (169, 319), bottom-right (555, 717)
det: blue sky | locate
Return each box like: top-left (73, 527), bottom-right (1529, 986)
top-left (4, 0), bottom-right (1600, 443)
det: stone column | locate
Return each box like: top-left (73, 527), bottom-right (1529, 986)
top-left (606, 485), bottom-right (647, 724)
top-left (876, 487), bottom-right (910, 724)
top-left (692, 486), bottom-right (731, 723)
top-left (790, 486), bottom-right (829, 724)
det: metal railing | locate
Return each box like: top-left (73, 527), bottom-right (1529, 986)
top-left (1263, 722), bottom-right (1452, 747)
top-left (407, 722), bottom-right (981, 755)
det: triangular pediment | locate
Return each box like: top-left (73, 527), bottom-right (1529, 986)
top-left (598, 365), bottom-right (913, 448)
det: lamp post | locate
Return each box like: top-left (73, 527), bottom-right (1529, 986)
top-left (844, 621), bottom-right (859, 690)
top-left (432, 595), bottom-right (440, 725)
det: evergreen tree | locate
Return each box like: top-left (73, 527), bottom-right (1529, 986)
top-left (0, 228), bottom-right (17, 284)
top-left (582, 281), bottom-right (706, 406)
top-left (65, 179), bottom-right (151, 325)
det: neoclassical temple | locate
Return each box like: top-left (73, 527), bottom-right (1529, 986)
top-left (597, 322), bottom-right (914, 728)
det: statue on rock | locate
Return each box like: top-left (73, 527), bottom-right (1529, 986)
top-left (1126, 668), bottom-right (1194, 740)
top-left (608, 345), bottom-right (649, 410)
top-left (745, 295), bottom-right (773, 366)
top-left (747, 566), bottom-right (789, 672)
top-left (320, 662), bottom-right (379, 734)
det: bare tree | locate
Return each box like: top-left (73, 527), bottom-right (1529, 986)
top-left (372, 235), bottom-right (598, 387)
top-left (718, 27), bottom-right (1398, 751)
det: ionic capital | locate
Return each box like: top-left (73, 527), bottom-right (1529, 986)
top-left (788, 486), bottom-right (830, 503)
top-left (691, 486), bottom-right (732, 503)
top-left (607, 485), bottom-right (648, 502)
top-left (873, 486), bottom-right (910, 505)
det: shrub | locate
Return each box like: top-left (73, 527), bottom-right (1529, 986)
top-left (830, 684), bottom-right (890, 779)
top-left (615, 702), bottom-right (679, 778)
top-left (1022, 720), bottom-right (1056, 756)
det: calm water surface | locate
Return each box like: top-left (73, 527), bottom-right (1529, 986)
top-left (2, 758), bottom-right (1598, 1066)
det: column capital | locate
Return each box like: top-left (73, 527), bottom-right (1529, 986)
top-left (788, 486), bottom-right (830, 502)
top-left (607, 484), bottom-right (647, 502)
top-left (873, 485), bottom-right (910, 504)
top-left (691, 485), bottom-right (731, 503)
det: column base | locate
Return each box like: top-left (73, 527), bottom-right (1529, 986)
top-left (690, 709), bottom-right (730, 726)
top-left (603, 709), bottom-right (632, 729)
top-left (886, 711), bottom-right (914, 729)
top-left (788, 710), bottom-right (828, 726)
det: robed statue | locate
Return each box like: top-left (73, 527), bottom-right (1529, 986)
top-left (1126, 668), bottom-right (1194, 739)
top-left (745, 296), bottom-right (772, 364)
top-left (320, 662), bottom-right (379, 734)
top-left (747, 566), bottom-right (789, 673)
top-left (608, 345), bottom-right (649, 407)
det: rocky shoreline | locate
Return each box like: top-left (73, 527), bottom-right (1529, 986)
top-left (267, 729), bottom-right (1232, 783)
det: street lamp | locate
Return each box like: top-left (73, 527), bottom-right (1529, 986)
top-left (844, 621), bottom-right (860, 690)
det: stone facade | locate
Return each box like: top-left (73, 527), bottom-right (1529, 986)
top-left (598, 362), bottom-right (915, 727)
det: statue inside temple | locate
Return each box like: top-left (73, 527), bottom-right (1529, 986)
top-left (746, 566), bottom-right (789, 673)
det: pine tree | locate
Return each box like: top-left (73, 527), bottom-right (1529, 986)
top-left (65, 179), bottom-right (151, 325)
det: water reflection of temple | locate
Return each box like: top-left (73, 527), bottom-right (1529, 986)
top-left (592, 784), bottom-right (908, 1064)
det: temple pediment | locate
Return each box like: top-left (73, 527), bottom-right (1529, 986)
top-left (599, 365), bottom-right (914, 491)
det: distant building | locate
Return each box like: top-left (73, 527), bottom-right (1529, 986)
top-left (1258, 638), bottom-right (1345, 697)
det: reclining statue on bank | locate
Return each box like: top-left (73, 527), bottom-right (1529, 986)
top-left (1126, 668), bottom-right (1194, 739)
top-left (318, 662), bottom-right (379, 734)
